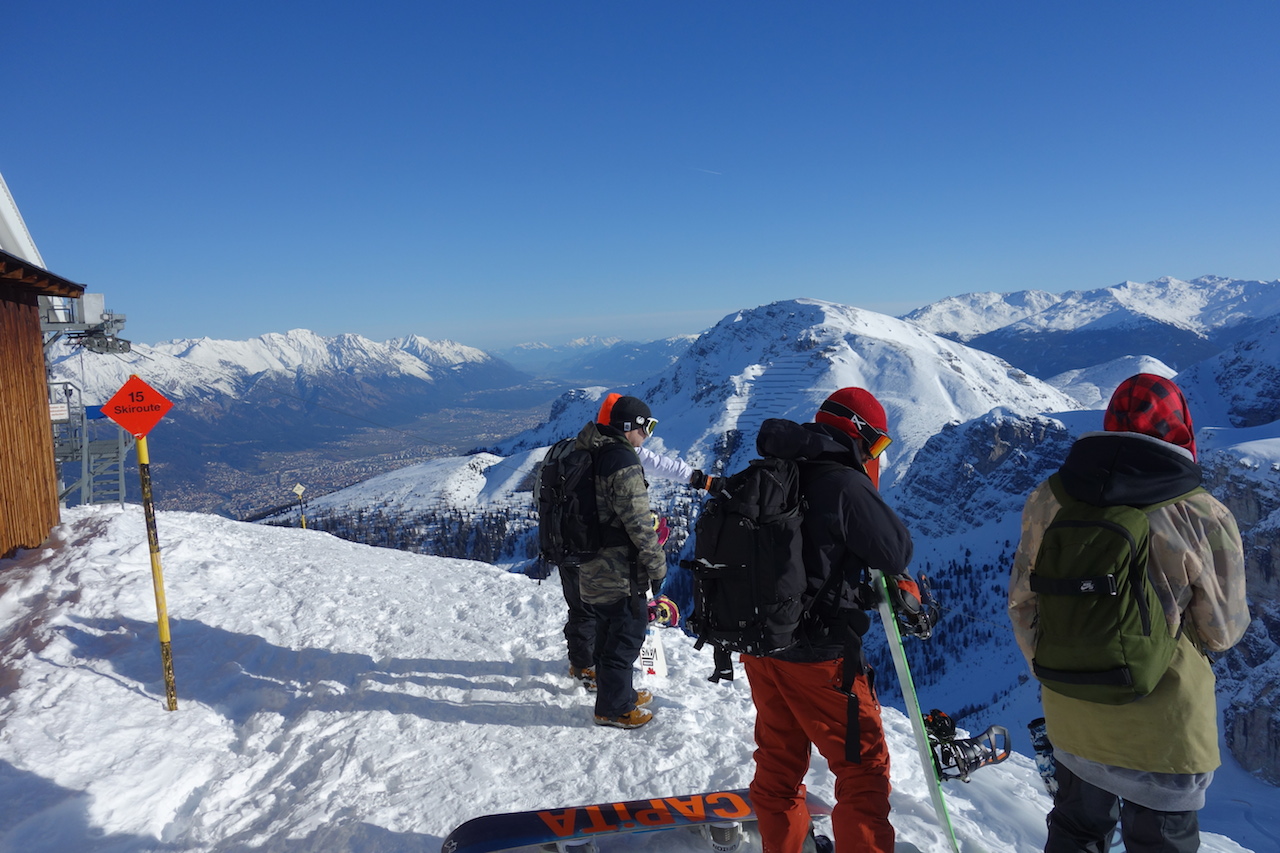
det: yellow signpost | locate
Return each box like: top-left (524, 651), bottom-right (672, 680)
top-left (293, 483), bottom-right (307, 529)
top-left (101, 375), bottom-right (178, 711)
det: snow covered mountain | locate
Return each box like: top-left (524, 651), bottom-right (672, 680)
top-left (493, 298), bottom-right (1081, 487)
top-left (45, 330), bottom-right (542, 517)
top-left (49, 328), bottom-right (527, 405)
top-left (0, 505), bottom-right (1264, 852)
top-left (901, 275), bottom-right (1280, 377)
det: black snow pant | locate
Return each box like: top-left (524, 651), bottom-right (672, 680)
top-left (1045, 762), bottom-right (1199, 853)
top-left (591, 593), bottom-right (647, 718)
top-left (558, 564), bottom-right (595, 670)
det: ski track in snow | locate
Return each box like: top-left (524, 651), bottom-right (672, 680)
top-left (0, 506), bottom-right (1261, 853)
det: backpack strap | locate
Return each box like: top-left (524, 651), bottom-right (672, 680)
top-left (772, 457), bottom-right (872, 764)
top-left (802, 499), bottom-right (871, 765)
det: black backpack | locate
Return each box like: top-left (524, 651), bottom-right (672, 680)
top-left (536, 438), bottom-right (602, 568)
top-left (684, 457), bottom-right (810, 656)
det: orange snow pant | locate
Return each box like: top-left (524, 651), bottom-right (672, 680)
top-left (743, 654), bottom-right (894, 853)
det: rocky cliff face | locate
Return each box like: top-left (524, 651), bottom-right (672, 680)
top-left (892, 412), bottom-right (1074, 538)
top-left (1204, 455), bottom-right (1280, 783)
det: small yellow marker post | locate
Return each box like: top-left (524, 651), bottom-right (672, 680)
top-left (101, 374), bottom-right (178, 711)
top-left (293, 483), bottom-right (307, 529)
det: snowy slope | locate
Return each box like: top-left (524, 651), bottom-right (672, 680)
top-left (0, 507), bottom-right (1262, 853)
top-left (1045, 355), bottom-right (1177, 407)
top-left (1176, 319), bottom-right (1280, 429)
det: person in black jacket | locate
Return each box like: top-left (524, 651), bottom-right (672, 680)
top-left (743, 387), bottom-right (920, 853)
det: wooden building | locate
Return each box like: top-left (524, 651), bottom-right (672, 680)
top-left (1, 248), bottom-right (84, 558)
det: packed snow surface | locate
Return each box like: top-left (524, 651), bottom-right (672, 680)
top-left (0, 508), bottom-right (1262, 852)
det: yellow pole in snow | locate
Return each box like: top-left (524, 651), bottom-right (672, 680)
top-left (136, 435), bottom-right (178, 711)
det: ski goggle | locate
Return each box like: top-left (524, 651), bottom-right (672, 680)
top-left (819, 399), bottom-right (892, 459)
top-left (627, 415), bottom-right (658, 436)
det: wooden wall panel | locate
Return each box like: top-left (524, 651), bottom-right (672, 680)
top-left (0, 289), bottom-right (61, 558)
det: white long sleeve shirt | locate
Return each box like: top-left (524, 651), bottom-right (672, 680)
top-left (636, 445), bottom-right (693, 483)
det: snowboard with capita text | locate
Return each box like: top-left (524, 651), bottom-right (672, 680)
top-left (440, 787), bottom-right (832, 853)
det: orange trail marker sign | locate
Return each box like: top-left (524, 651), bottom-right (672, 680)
top-left (101, 375), bottom-right (173, 437)
top-left (103, 375), bottom-right (179, 710)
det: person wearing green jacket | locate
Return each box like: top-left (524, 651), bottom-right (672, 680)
top-left (575, 395), bottom-right (666, 729)
top-left (1009, 374), bottom-right (1250, 853)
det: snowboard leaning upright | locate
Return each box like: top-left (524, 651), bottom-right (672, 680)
top-left (441, 786), bottom-right (832, 853)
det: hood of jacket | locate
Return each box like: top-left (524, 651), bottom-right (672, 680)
top-left (575, 420), bottom-right (632, 453)
top-left (1058, 431), bottom-right (1202, 506)
top-left (756, 418), bottom-right (866, 470)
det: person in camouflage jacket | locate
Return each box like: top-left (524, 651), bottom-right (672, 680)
top-left (1009, 373), bottom-right (1250, 853)
top-left (574, 395), bottom-right (665, 729)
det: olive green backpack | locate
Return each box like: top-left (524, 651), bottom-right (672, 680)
top-left (1030, 474), bottom-right (1204, 705)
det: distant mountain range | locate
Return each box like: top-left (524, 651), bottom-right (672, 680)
top-left (495, 335), bottom-right (697, 385)
top-left (49, 275), bottom-right (1280, 517)
top-left (903, 275), bottom-right (1280, 376)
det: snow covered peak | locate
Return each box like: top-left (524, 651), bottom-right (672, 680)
top-left (1046, 355), bottom-right (1177, 407)
top-left (498, 298), bottom-right (1081, 487)
top-left (900, 289), bottom-right (1064, 341)
top-left (391, 335), bottom-right (493, 367)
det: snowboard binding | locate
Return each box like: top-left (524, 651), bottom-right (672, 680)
top-left (542, 840), bottom-right (597, 853)
top-left (648, 595), bottom-right (681, 628)
top-left (889, 572), bottom-right (942, 639)
top-left (923, 709), bottom-right (1012, 782)
top-left (698, 820), bottom-right (745, 853)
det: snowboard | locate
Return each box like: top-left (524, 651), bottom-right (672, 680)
top-left (638, 596), bottom-right (679, 679)
top-left (440, 787), bottom-right (832, 853)
top-left (872, 570), bottom-right (965, 853)
top-left (638, 624), bottom-right (667, 678)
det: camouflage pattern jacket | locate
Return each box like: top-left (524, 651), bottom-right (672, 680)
top-left (573, 421), bottom-right (665, 606)
top-left (1009, 431), bottom-right (1249, 775)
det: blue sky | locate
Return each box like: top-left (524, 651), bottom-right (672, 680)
top-left (6, 2), bottom-right (1280, 350)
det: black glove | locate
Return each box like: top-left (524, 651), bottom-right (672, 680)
top-left (689, 469), bottom-right (724, 493)
top-left (889, 575), bottom-right (937, 639)
top-left (651, 580), bottom-right (665, 599)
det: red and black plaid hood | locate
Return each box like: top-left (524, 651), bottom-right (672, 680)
top-left (1103, 373), bottom-right (1196, 460)
top-left (1058, 373), bottom-right (1202, 506)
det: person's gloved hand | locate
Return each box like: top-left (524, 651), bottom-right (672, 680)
top-left (689, 469), bottom-right (724, 493)
top-left (889, 576), bottom-right (935, 638)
